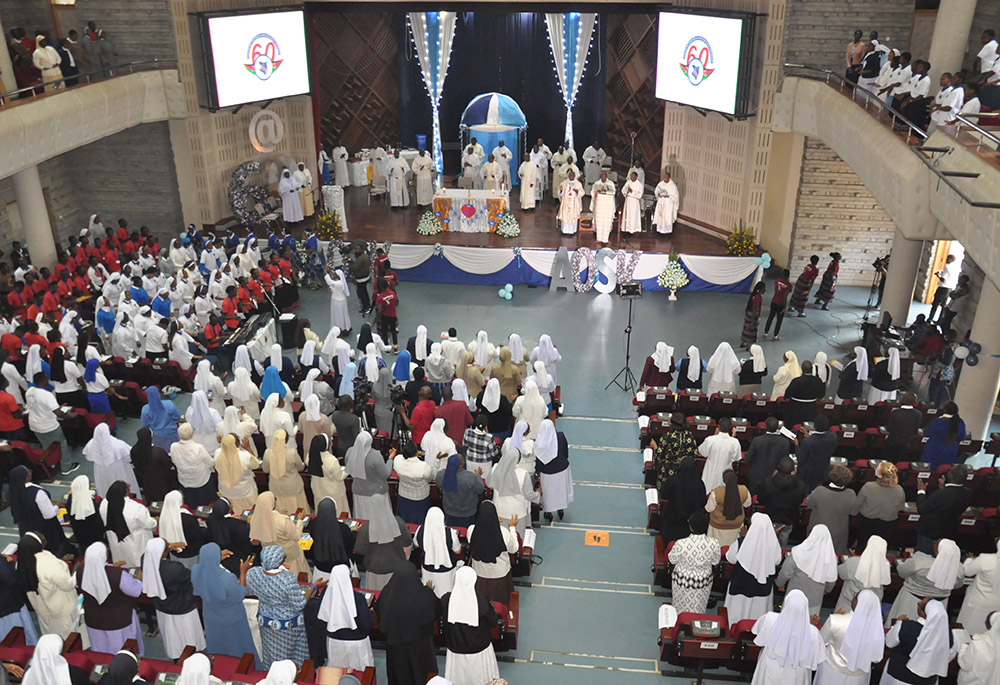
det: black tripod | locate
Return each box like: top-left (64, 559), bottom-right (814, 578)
top-left (606, 297), bottom-right (638, 393)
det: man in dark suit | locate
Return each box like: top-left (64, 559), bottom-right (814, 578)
top-left (883, 392), bottom-right (922, 462)
top-left (795, 415), bottom-right (839, 492)
top-left (758, 456), bottom-right (807, 546)
top-left (745, 416), bottom-right (793, 494)
top-left (915, 464), bottom-right (973, 553)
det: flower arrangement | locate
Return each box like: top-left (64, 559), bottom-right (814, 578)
top-left (657, 249), bottom-right (689, 294)
top-left (726, 219), bottom-right (758, 257)
top-left (495, 212), bottom-right (520, 238)
top-left (315, 211), bottom-right (342, 241)
top-left (417, 211), bottom-right (443, 236)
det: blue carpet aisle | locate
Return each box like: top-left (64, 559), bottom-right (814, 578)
top-left (0, 279), bottom-right (993, 684)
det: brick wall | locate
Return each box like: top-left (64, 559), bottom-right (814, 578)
top-left (788, 137), bottom-right (896, 286)
top-left (0, 0), bottom-right (51, 39)
top-left (783, 0), bottom-right (916, 72)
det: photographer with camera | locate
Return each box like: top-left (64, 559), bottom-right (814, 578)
top-left (393, 385), bottom-right (437, 444)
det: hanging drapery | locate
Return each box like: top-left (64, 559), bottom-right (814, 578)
top-left (545, 13), bottom-right (597, 150)
top-left (408, 12), bottom-right (457, 173)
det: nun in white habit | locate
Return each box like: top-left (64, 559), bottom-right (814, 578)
top-left (882, 599), bottom-right (957, 685)
top-left (20, 633), bottom-right (76, 685)
top-left (325, 268), bottom-right (352, 333)
top-left (472, 330), bottom-right (493, 368)
top-left (957, 610), bottom-right (1000, 685)
top-left (141, 537), bottom-right (206, 659)
top-left (512, 379), bottom-right (548, 438)
top-left (451, 378), bottom-right (475, 412)
top-left (524, 360), bottom-right (555, 407)
top-left (318, 565), bottom-right (375, 670)
top-left (489, 445), bottom-right (539, 537)
top-left (776, 524), bottom-right (838, 614)
top-left (957, 540), bottom-right (1000, 635)
top-left (530, 334), bottom-right (562, 385)
top-left (82, 424), bottom-right (140, 497)
top-left (443, 566), bottom-right (502, 685)
top-left (193, 360), bottom-right (227, 414)
top-left (176, 653), bottom-right (212, 685)
top-left (724, 512), bottom-right (783, 626)
top-left (322, 326), bottom-right (353, 377)
top-left (750, 589), bottom-right (826, 685)
top-left (834, 535), bottom-right (891, 612)
top-left (706, 342), bottom-right (741, 395)
top-left (416, 506), bottom-right (463, 596)
top-left (259, 394), bottom-right (296, 449)
top-left (420, 418), bottom-right (456, 476)
top-left (534, 419), bottom-right (573, 515)
top-left (227, 367), bottom-right (262, 419)
top-left (814, 590), bottom-right (885, 685)
top-left (886, 537), bottom-right (965, 626)
top-left (99, 483), bottom-right (157, 568)
top-left (868, 347), bottom-right (901, 403)
top-left (185, 390), bottom-right (223, 454)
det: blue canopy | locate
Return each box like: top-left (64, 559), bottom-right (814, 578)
top-left (460, 92), bottom-right (527, 132)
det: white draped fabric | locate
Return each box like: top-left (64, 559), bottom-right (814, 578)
top-left (545, 13), bottom-right (598, 149)
top-left (408, 12), bottom-right (457, 172)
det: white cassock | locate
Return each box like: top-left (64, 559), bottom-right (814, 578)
top-left (557, 179), bottom-right (584, 234)
top-left (372, 147), bottom-right (388, 181)
top-left (461, 150), bottom-right (483, 188)
top-left (325, 270), bottom-right (351, 332)
top-left (550, 151), bottom-right (569, 198)
top-left (293, 168), bottom-right (314, 217)
top-left (332, 146), bottom-right (350, 186)
top-left (530, 150), bottom-right (549, 199)
top-left (411, 155), bottom-right (434, 206)
top-left (387, 157), bottom-right (409, 207)
top-left (491, 145), bottom-right (513, 188)
top-left (582, 146), bottom-right (607, 190)
top-left (559, 163), bottom-right (580, 198)
top-left (621, 179), bottom-right (643, 233)
top-left (481, 161), bottom-right (501, 191)
top-left (278, 175), bottom-right (304, 223)
top-left (518, 161), bottom-right (538, 209)
top-left (653, 179), bottom-right (680, 234)
top-left (591, 180), bottom-right (616, 242)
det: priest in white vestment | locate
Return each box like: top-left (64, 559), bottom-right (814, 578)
top-left (591, 171), bottom-right (617, 244)
top-left (653, 171), bottom-right (680, 234)
top-left (491, 140), bottom-right (514, 189)
top-left (481, 154), bottom-right (501, 191)
top-left (557, 170), bottom-right (584, 235)
top-left (461, 145), bottom-right (483, 188)
top-left (582, 142), bottom-right (607, 191)
top-left (372, 146), bottom-right (388, 181)
top-left (387, 151), bottom-right (410, 207)
top-left (278, 169), bottom-right (304, 224)
top-left (621, 172), bottom-right (643, 234)
top-left (470, 137), bottom-right (485, 158)
top-left (532, 141), bottom-right (551, 198)
top-left (293, 162), bottom-right (314, 217)
top-left (550, 146), bottom-right (570, 199)
top-left (332, 145), bottom-right (350, 186)
top-left (518, 154), bottom-right (538, 210)
top-left (411, 150), bottom-right (434, 207)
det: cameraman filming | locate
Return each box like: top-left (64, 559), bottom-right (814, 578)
top-left (394, 385), bottom-right (436, 444)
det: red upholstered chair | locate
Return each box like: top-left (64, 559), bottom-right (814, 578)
top-left (728, 618), bottom-right (762, 674)
top-left (9, 440), bottom-right (62, 481)
top-left (642, 387), bottom-right (675, 414)
top-left (677, 389), bottom-right (707, 415)
top-left (661, 610), bottom-right (734, 672)
top-left (707, 392), bottom-right (739, 418)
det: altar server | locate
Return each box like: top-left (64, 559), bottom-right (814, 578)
top-left (491, 141), bottom-right (513, 189)
top-left (557, 170), bottom-right (584, 235)
top-left (518, 153), bottom-right (538, 210)
top-left (530, 144), bottom-right (549, 200)
top-left (621, 171), bottom-right (643, 234)
top-left (591, 171), bottom-right (617, 244)
top-left (411, 149), bottom-right (434, 207)
top-left (278, 169), bottom-right (303, 224)
top-left (332, 144), bottom-right (350, 186)
top-left (582, 141), bottom-right (607, 191)
top-left (387, 151), bottom-right (410, 208)
top-left (653, 171), bottom-right (680, 234)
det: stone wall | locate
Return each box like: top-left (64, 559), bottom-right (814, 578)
top-left (788, 137), bottom-right (896, 286)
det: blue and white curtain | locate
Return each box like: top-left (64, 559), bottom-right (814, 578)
top-left (408, 12), bottom-right (457, 173)
top-left (545, 13), bottom-right (597, 150)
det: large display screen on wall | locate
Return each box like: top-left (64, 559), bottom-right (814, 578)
top-left (655, 11), bottom-right (755, 117)
top-left (196, 9), bottom-right (310, 109)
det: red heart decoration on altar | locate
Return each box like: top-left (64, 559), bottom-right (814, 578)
top-left (460, 203), bottom-right (476, 218)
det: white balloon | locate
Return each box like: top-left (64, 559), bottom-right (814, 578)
top-left (954, 346), bottom-right (970, 360)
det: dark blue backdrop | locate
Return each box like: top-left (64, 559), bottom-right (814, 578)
top-left (397, 11), bottom-right (607, 173)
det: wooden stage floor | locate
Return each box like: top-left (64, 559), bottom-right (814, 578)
top-left (329, 182), bottom-right (728, 254)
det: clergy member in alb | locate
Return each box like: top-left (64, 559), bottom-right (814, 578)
top-left (582, 141), bottom-right (607, 191)
top-left (481, 154), bottom-right (501, 191)
top-left (278, 168), bottom-right (303, 225)
top-left (530, 144), bottom-right (549, 200)
top-left (461, 145), bottom-right (483, 188)
top-left (653, 171), bottom-right (680, 234)
top-left (332, 143), bottom-right (350, 186)
top-left (557, 169), bottom-right (584, 235)
top-left (387, 151), bottom-right (410, 208)
top-left (293, 162), bottom-right (314, 218)
top-left (518, 153), bottom-right (538, 211)
top-left (621, 171), bottom-right (643, 234)
top-left (411, 149), bottom-right (434, 207)
top-left (591, 171), bottom-right (616, 245)
top-left (550, 145), bottom-right (571, 199)
top-left (491, 140), bottom-right (513, 189)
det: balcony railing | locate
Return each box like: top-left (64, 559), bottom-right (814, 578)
top-left (0, 59), bottom-right (178, 108)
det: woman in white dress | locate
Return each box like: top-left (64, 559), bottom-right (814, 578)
top-left (772, 350), bottom-right (802, 400)
top-left (82, 423), bottom-right (140, 497)
top-left (100, 481), bottom-right (157, 567)
top-left (214, 433), bottom-right (259, 514)
top-left (185, 390), bottom-right (223, 454)
top-left (530, 334), bottom-right (562, 385)
top-left (705, 342), bottom-right (740, 395)
top-left (325, 268), bottom-right (352, 333)
top-left (957, 610), bottom-right (1000, 684)
top-left (193, 360), bottom-right (227, 415)
top-left (534, 419), bottom-right (573, 521)
top-left (523, 360), bottom-right (555, 408)
top-left (227, 367), bottom-right (262, 420)
top-left (141, 537), bottom-right (206, 659)
top-left (512, 379), bottom-right (548, 438)
top-left (957, 541), bottom-right (1000, 635)
top-left (814, 589), bottom-right (885, 685)
top-left (318, 565), bottom-right (375, 670)
top-left (488, 444), bottom-right (539, 537)
top-left (750, 589), bottom-right (826, 685)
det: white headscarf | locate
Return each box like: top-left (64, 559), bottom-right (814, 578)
top-left (854, 535), bottom-right (891, 587)
top-left (233, 345), bottom-right (253, 374)
top-left (534, 419), bottom-right (558, 465)
top-left (853, 346), bottom-right (869, 381)
top-left (186, 390), bottom-right (218, 434)
top-left (270, 343), bottom-right (282, 370)
top-left (318, 565), bottom-right (358, 632)
top-left (21, 633), bottom-right (72, 685)
top-left (451, 377), bottom-right (474, 410)
top-left (83, 423), bottom-right (130, 468)
top-left (781, 350), bottom-right (802, 378)
top-left (482, 378), bottom-right (502, 413)
top-left (26, 344), bottom-right (43, 378)
top-left (193, 359), bottom-right (217, 394)
top-left (414, 325), bottom-right (428, 361)
top-left (81, 542), bottom-right (112, 603)
top-left (300, 368), bottom-right (321, 404)
top-left (535, 334), bottom-right (559, 364)
top-left (448, 566), bottom-right (480, 627)
top-left (474, 330), bottom-right (490, 367)
top-left (141, 537), bottom-right (168, 600)
top-left (259, 394), bottom-right (282, 438)
top-left (321, 326), bottom-right (341, 356)
top-left (812, 351), bottom-right (829, 382)
top-left (363, 343), bottom-right (380, 383)
top-left (70, 474), bottom-right (96, 519)
top-left (509, 421), bottom-right (529, 451)
top-left (754, 589), bottom-right (825, 669)
top-left (218, 405), bottom-right (245, 439)
top-left (177, 653), bottom-right (212, 685)
top-left (518, 379), bottom-right (548, 431)
top-left (261, 660), bottom-right (298, 685)
top-left (790, 524), bottom-right (838, 583)
top-left (420, 506), bottom-right (451, 568)
top-left (839, 590), bottom-right (885, 672)
top-left (707, 342), bottom-right (740, 385)
top-left (907, 599), bottom-right (951, 678)
top-left (736, 513), bottom-right (782, 583)
top-left (301, 339), bottom-right (318, 366)
top-left (927, 538), bottom-right (962, 590)
top-left (750, 344), bottom-right (766, 373)
top-left (532, 359), bottom-right (552, 390)
top-left (345, 432), bottom-right (372, 479)
top-left (421, 419), bottom-right (454, 460)
top-left (685, 345), bottom-right (701, 383)
top-left (158, 490), bottom-right (187, 545)
top-left (652, 342), bottom-right (674, 374)
top-left (887, 346), bottom-right (901, 380)
top-left (304, 394), bottom-right (321, 423)
top-left (507, 333), bottom-right (524, 362)
top-left (968, 611), bottom-right (1000, 683)
top-left (229, 367), bottom-right (257, 402)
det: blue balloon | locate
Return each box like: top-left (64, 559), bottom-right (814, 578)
top-left (967, 354), bottom-right (979, 366)
top-left (504, 291), bottom-right (512, 300)
top-left (969, 342), bottom-right (982, 355)
top-left (754, 257), bottom-right (763, 266)
top-left (498, 289), bottom-right (506, 297)
top-left (761, 252), bottom-right (771, 261)
top-left (505, 283), bottom-right (513, 292)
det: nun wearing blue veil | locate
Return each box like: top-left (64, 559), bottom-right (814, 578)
top-left (191, 543), bottom-right (260, 666)
top-left (84, 358), bottom-right (112, 413)
top-left (339, 362), bottom-right (357, 397)
top-left (140, 386), bottom-right (181, 451)
top-left (393, 350), bottom-right (413, 383)
top-left (260, 366), bottom-right (290, 402)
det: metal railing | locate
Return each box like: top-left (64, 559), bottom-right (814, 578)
top-left (0, 59), bottom-right (178, 108)
top-left (950, 111), bottom-right (1000, 152)
top-left (782, 63), bottom-right (1000, 210)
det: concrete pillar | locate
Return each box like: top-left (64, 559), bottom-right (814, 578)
top-left (760, 132), bottom-right (805, 267)
top-left (953, 277), bottom-right (1000, 440)
top-left (927, 0), bottom-right (978, 84)
top-left (881, 226), bottom-right (923, 325)
top-left (12, 166), bottom-right (57, 269)
top-left (0, 11), bottom-right (18, 93)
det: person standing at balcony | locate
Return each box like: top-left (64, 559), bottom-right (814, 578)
top-left (845, 29), bottom-right (866, 84)
top-left (96, 30), bottom-right (117, 76)
top-left (57, 31), bottom-right (84, 86)
top-left (895, 60), bottom-right (932, 128)
top-left (32, 36), bottom-right (63, 92)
